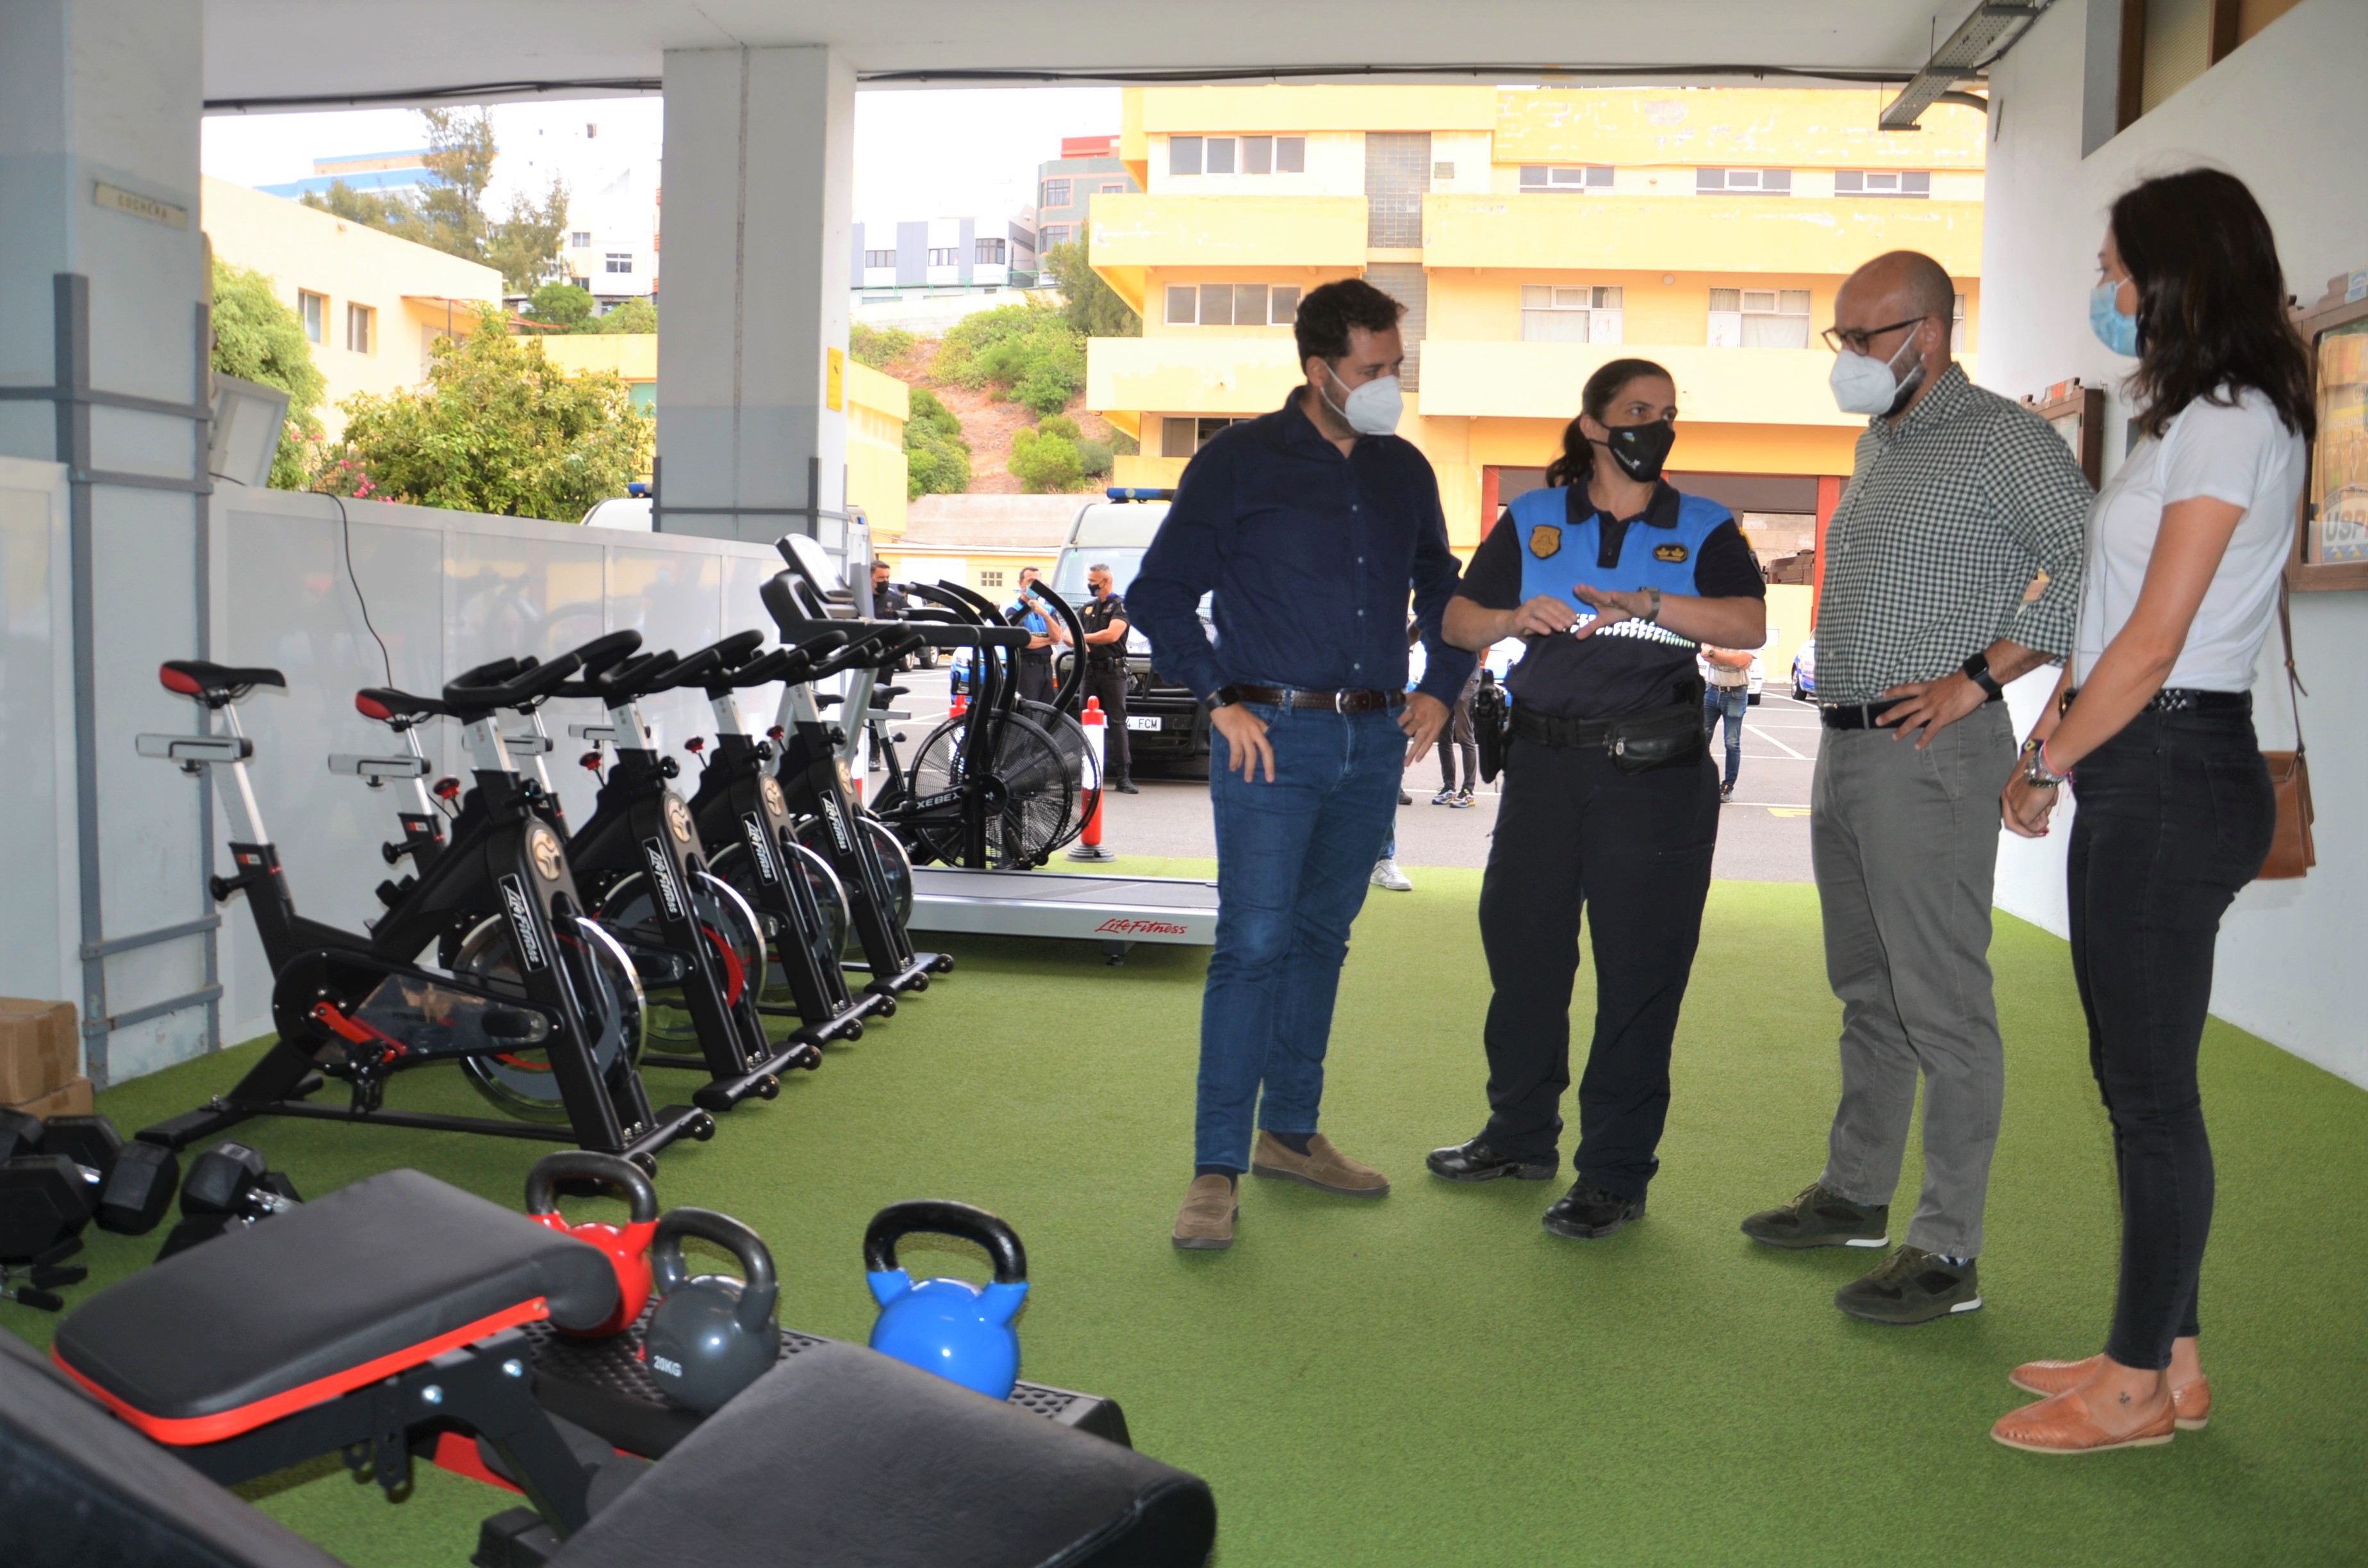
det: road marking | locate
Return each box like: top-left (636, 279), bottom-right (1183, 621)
top-left (1746, 724), bottom-right (1811, 760)
top-left (1766, 806), bottom-right (1813, 818)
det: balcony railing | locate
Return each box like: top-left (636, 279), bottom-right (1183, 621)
top-left (1087, 336), bottom-right (1303, 419)
top-left (1418, 340), bottom-right (1974, 426)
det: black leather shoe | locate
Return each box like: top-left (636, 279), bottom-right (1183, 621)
top-left (1113, 779), bottom-right (1139, 794)
top-left (1426, 1138), bottom-right (1558, 1183)
top-left (1541, 1177), bottom-right (1645, 1240)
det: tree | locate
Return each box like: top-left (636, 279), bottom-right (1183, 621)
top-left (904, 386), bottom-right (970, 499)
top-left (848, 321), bottom-right (915, 369)
top-left (595, 296), bottom-right (657, 334)
top-left (1040, 238), bottom-right (1140, 339)
top-left (1008, 421), bottom-right (1085, 493)
top-left (485, 176), bottom-right (570, 295)
top-left (415, 108), bottom-right (497, 258)
top-left (298, 108), bottom-right (566, 290)
top-left (208, 259), bottom-right (327, 489)
top-left (300, 179), bottom-right (425, 245)
top-left (524, 282), bottom-right (596, 332)
top-left (320, 306), bottom-right (652, 521)
top-left (937, 301), bottom-right (1086, 418)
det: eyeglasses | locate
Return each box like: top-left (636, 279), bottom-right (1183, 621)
top-left (1820, 316), bottom-right (1928, 355)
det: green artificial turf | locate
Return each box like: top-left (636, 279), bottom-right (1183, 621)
top-left (11, 862), bottom-right (2366, 1567)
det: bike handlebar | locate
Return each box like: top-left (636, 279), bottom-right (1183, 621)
top-left (443, 651), bottom-right (586, 712)
top-left (648, 629), bottom-right (766, 692)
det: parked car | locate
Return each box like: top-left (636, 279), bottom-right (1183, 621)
top-left (1791, 635), bottom-right (1818, 702)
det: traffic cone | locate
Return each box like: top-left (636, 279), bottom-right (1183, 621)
top-left (1067, 696), bottom-right (1115, 861)
top-left (950, 692), bottom-right (969, 718)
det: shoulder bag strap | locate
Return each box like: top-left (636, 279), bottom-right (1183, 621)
top-left (2278, 579), bottom-right (2307, 759)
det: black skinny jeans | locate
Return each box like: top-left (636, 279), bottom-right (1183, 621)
top-left (2066, 706), bottom-right (2275, 1370)
top-left (1476, 736), bottom-right (1718, 1198)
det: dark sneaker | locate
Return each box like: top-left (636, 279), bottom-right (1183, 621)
top-left (1834, 1245), bottom-right (1982, 1325)
top-left (1541, 1177), bottom-right (1645, 1240)
top-left (1740, 1182), bottom-right (1890, 1250)
top-left (1426, 1137), bottom-right (1559, 1183)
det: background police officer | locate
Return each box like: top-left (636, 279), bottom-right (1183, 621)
top-left (1005, 566), bottom-right (1063, 708)
top-left (1427, 357), bottom-right (1767, 1242)
top-left (1076, 562), bottom-right (1135, 792)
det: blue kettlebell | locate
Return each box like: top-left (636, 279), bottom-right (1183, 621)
top-left (864, 1199), bottom-right (1029, 1399)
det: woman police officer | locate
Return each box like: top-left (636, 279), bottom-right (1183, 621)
top-left (1426, 358), bottom-right (1768, 1239)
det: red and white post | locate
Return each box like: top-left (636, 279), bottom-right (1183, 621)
top-left (1067, 696), bottom-right (1116, 861)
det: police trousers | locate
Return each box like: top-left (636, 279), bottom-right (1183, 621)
top-left (1475, 735), bottom-right (1719, 1199)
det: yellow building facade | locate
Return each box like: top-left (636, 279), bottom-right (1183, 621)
top-left (201, 175), bottom-right (505, 440)
top-left (1089, 86), bottom-right (1986, 566)
top-left (538, 336), bottom-right (912, 537)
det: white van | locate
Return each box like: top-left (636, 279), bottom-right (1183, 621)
top-left (1047, 489), bottom-right (1212, 776)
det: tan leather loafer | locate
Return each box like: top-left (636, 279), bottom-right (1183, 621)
top-left (1172, 1175), bottom-right (1238, 1250)
top-left (1991, 1387), bottom-right (2177, 1455)
top-left (1249, 1132), bottom-right (1390, 1196)
top-left (2009, 1356), bottom-right (2212, 1430)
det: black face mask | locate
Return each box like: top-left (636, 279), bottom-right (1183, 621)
top-left (1595, 418), bottom-right (1677, 483)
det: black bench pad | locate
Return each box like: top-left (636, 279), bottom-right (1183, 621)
top-left (54, 1170), bottom-right (616, 1444)
top-left (552, 1340), bottom-right (1215, 1568)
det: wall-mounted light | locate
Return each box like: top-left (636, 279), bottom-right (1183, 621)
top-left (208, 373), bottom-right (291, 487)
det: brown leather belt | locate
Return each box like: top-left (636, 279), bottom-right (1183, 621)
top-left (1221, 683), bottom-right (1406, 714)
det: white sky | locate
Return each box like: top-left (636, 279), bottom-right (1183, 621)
top-left (199, 87), bottom-right (1122, 224)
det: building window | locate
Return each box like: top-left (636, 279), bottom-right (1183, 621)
top-left (299, 290), bottom-right (325, 345)
top-left (864, 249), bottom-right (898, 268)
top-left (976, 238), bottom-right (1007, 265)
top-left (1952, 291), bottom-right (1968, 352)
top-left (1707, 288), bottom-right (1813, 348)
top-left (1040, 225), bottom-right (1069, 249)
top-left (979, 570), bottom-right (1006, 589)
top-left (1042, 177), bottom-right (1072, 208)
top-left (1162, 416), bottom-right (1247, 459)
top-left (1165, 282), bottom-right (1300, 327)
top-left (926, 247), bottom-right (960, 266)
top-left (1519, 286), bottom-right (1624, 345)
top-left (605, 253), bottom-right (633, 274)
top-left (345, 302), bottom-right (374, 354)
top-left (569, 230), bottom-right (591, 247)
top-left (1836, 170), bottom-right (1931, 198)
top-left (1695, 167), bottom-right (1793, 195)
top-left (1169, 135), bottom-right (1305, 177)
top-left (1518, 165), bottom-right (1614, 192)
top-left (1099, 181), bottom-right (1130, 193)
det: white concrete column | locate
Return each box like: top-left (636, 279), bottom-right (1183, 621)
top-left (0, 0), bottom-right (215, 1082)
top-left (657, 45), bottom-right (856, 548)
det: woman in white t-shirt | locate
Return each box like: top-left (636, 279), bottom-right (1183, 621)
top-left (1991, 169), bottom-right (2313, 1456)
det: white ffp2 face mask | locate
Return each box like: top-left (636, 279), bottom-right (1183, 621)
top-left (1829, 326), bottom-right (1927, 417)
top-left (1322, 364), bottom-right (1404, 436)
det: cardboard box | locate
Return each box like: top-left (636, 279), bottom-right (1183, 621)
top-left (0, 997), bottom-right (79, 1104)
top-left (6, 1075), bottom-right (95, 1120)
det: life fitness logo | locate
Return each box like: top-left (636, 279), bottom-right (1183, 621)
top-left (641, 837), bottom-right (686, 920)
top-left (498, 874), bottom-right (549, 972)
top-left (741, 812), bottom-right (780, 885)
top-left (818, 792), bottom-right (853, 854)
top-left (1094, 917), bottom-right (1189, 936)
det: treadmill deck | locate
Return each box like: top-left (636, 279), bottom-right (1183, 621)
top-left (908, 866), bottom-right (1219, 947)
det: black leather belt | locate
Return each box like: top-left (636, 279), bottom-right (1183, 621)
top-left (1509, 707), bottom-right (1615, 748)
top-left (1221, 683), bottom-right (1406, 714)
top-left (1820, 689), bottom-right (2002, 730)
top-left (2063, 685), bottom-right (2250, 716)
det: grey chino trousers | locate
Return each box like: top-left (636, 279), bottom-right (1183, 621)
top-left (1810, 703), bottom-right (2014, 1258)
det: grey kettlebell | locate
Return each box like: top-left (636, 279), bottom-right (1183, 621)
top-left (642, 1207), bottom-right (778, 1412)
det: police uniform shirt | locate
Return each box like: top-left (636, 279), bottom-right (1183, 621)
top-left (1006, 595), bottom-right (1051, 640)
top-left (1459, 479), bottom-right (1764, 720)
top-left (1078, 591), bottom-right (1130, 662)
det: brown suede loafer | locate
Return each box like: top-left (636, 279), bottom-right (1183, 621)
top-left (1991, 1387), bottom-right (2177, 1455)
top-left (2009, 1357), bottom-right (2212, 1430)
top-left (1249, 1132), bottom-right (1390, 1196)
top-left (1172, 1175), bottom-right (1238, 1250)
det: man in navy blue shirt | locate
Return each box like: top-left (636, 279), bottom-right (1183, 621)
top-left (1131, 279), bottom-right (1474, 1252)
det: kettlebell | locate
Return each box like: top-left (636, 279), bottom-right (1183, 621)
top-left (642, 1207), bottom-right (778, 1412)
top-left (864, 1199), bottom-right (1029, 1400)
top-left (523, 1151), bottom-right (661, 1337)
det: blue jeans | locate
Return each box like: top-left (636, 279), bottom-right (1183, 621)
top-left (1703, 687), bottom-right (1747, 791)
top-left (1197, 702), bottom-right (1405, 1172)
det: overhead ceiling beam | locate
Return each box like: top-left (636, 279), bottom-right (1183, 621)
top-left (1877, 2), bottom-right (2048, 129)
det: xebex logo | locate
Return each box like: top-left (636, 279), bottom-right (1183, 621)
top-left (498, 875), bottom-right (548, 972)
top-left (741, 812), bottom-right (779, 884)
top-left (641, 838), bottom-right (686, 920)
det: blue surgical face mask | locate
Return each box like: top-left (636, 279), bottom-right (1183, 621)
top-left (2091, 280), bottom-right (2140, 358)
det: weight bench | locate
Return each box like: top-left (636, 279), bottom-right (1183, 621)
top-left (13, 1168), bottom-right (1215, 1567)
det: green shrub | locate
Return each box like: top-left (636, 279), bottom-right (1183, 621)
top-left (595, 296), bottom-right (656, 334)
top-left (937, 300), bottom-right (1086, 416)
top-left (850, 321), bottom-right (916, 369)
top-left (1037, 413), bottom-right (1081, 442)
top-left (525, 282), bottom-right (595, 332)
top-left (1076, 438), bottom-right (1114, 478)
top-left (1008, 425), bottom-right (1084, 493)
top-left (904, 385), bottom-right (971, 498)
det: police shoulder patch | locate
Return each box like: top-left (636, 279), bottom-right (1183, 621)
top-left (1529, 525), bottom-right (1562, 559)
top-left (1653, 543), bottom-right (1690, 563)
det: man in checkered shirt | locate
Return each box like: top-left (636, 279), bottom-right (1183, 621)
top-left (1740, 252), bottom-right (2091, 1327)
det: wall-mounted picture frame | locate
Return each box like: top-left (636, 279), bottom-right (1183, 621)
top-left (2289, 270), bottom-right (2368, 592)
top-left (2022, 378), bottom-right (2105, 489)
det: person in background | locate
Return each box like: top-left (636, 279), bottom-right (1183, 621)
top-left (1989, 170), bottom-right (2304, 1455)
top-left (871, 559), bottom-right (910, 619)
top-left (1699, 642), bottom-right (1752, 802)
top-left (1131, 277), bottom-right (1470, 1252)
top-left (1005, 566), bottom-right (1064, 708)
top-left (1428, 358), bottom-right (1763, 1242)
top-left (1738, 250), bottom-right (2092, 1325)
top-left (1077, 563), bottom-right (1135, 793)
top-left (1434, 660), bottom-right (1483, 807)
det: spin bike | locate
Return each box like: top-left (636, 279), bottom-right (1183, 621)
top-left (136, 657), bottom-right (714, 1163)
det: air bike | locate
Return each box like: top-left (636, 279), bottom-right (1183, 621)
top-left (135, 657), bottom-right (715, 1164)
top-left (766, 537), bottom-right (1221, 965)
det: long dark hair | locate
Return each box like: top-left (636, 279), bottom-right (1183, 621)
top-left (1543, 357), bottom-right (1675, 487)
top-left (2111, 169), bottom-right (2314, 441)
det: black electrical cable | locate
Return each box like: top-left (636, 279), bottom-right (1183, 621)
top-left (329, 491), bottom-right (395, 686)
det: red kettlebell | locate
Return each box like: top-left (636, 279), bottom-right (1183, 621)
top-left (524, 1152), bottom-right (661, 1337)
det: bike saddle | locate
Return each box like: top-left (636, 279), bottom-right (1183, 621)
top-left (159, 660), bottom-right (284, 708)
top-left (356, 687), bottom-right (460, 727)
top-left (443, 650), bottom-right (586, 715)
